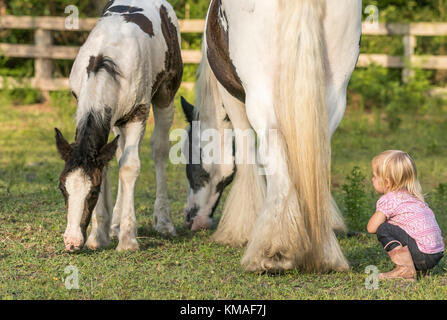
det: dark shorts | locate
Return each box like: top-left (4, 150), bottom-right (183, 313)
top-left (376, 222), bottom-right (444, 271)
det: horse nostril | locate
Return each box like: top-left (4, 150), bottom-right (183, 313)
top-left (185, 215), bottom-right (192, 227)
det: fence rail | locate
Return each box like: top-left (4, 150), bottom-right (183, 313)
top-left (0, 15), bottom-right (446, 93)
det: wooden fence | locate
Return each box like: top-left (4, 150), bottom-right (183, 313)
top-left (0, 16), bottom-right (447, 93)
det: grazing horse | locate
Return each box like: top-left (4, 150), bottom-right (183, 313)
top-left (55, 0), bottom-right (182, 252)
top-left (181, 0), bottom-right (362, 272)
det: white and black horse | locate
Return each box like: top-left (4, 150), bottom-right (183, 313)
top-left (181, 0), bottom-right (362, 272)
top-left (55, 0), bottom-right (182, 252)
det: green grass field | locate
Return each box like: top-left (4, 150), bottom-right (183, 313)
top-left (0, 88), bottom-right (446, 300)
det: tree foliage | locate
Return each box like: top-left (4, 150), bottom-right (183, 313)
top-left (1, 0), bottom-right (446, 121)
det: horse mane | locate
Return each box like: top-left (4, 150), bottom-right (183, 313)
top-left (71, 108), bottom-right (112, 174)
top-left (87, 54), bottom-right (122, 82)
top-left (194, 39), bottom-right (224, 124)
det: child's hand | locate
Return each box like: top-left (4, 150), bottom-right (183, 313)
top-left (366, 211), bottom-right (387, 234)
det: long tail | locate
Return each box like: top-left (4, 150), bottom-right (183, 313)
top-left (275, 0), bottom-right (331, 271)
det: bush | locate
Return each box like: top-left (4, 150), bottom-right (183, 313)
top-left (428, 182), bottom-right (447, 214)
top-left (0, 87), bottom-right (42, 105)
top-left (348, 64), bottom-right (440, 130)
top-left (342, 166), bottom-right (373, 232)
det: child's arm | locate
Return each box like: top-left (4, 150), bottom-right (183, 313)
top-left (366, 211), bottom-right (387, 234)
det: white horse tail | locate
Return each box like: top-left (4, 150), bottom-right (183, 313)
top-left (275, 0), bottom-right (333, 271)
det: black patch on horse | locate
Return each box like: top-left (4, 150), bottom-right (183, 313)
top-left (115, 104), bottom-right (150, 127)
top-left (123, 13), bottom-right (155, 37)
top-left (206, 0), bottom-right (245, 103)
top-left (209, 168), bottom-right (236, 217)
top-left (101, 4), bottom-right (154, 38)
top-left (152, 5), bottom-right (183, 107)
top-left (186, 164), bottom-right (211, 193)
top-left (216, 170), bottom-right (236, 195)
top-left (86, 54), bottom-right (122, 81)
top-left (101, 0), bottom-right (115, 16)
top-left (185, 205), bottom-right (200, 225)
top-left (185, 126), bottom-right (210, 193)
top-left (180, 97), bottom-right (195, 123)
top-left (106, 5), bottom-right (143, 14)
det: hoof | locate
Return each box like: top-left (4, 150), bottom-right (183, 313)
top-left (116, 238), bottom-right (139, 252)
top-left (241, 255), bottom-right (294, 273)
top-left (155, 222), bottom-right (177, 237)
top-left (64, 235), bottom-right (84, 253)
top-left (85, 233), bottom-right (110, 250)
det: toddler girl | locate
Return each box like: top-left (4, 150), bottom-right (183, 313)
top-left (367, 150), bottom-right (444, 280)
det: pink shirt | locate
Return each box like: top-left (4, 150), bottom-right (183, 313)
top-left (376, 190), bottom-right (444, 254)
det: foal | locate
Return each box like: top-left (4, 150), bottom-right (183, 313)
top-left (55, 0), bottom-right (182, 252)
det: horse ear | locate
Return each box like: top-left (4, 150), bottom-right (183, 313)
top-left (181, 96), bottom-right (195, 123)
top-left (97, 135), bottom-right (119, 167)
top-left (55, 128), bottom-right (72, 161)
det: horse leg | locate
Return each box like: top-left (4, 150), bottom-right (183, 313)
top-left (110, 126), bottom-right (125, 239)
top-left (328, 85), bottom-right (350, 234)
top-left (150, 103), bottom-right (176, 236)
top-left (239, 90), bottom-right (302, 271)
top-left (211, 83), bottom-right (266, 247)
top-left (116, 121), bottom-right (146, 251)
top-left (325, 0), bottom-right (362, 235)
top-left (85, 167), bottom-right (113, 249)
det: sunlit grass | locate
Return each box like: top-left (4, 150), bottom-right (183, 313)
top-left (0, 89), bottom-right (446, 299)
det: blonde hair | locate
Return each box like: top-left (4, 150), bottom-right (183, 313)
top-left (372, 150), bottom-right (425, 202)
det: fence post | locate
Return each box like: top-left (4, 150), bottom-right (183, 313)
top-left (402, 32), bottom-right (416, 82)
top-left (34, 28), bottom-right (53, 101)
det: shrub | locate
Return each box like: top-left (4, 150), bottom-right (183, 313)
top-left (342, 166), bottom-right (372, 232)
top-left (348, 64), bottom-right (439, 130)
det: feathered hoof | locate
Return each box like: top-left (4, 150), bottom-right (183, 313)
top-left (241, 252), bottom-right (295, 273)
top-left (116, 237), bottom-right (139, 252)
top-left (85, 232), bottom-right (110, 250)
top-left (155, 222), bottom-right (177, 237)
top-left (211, 232), bottom-right (248, 248)
top-left (328, 260), bottom-right (350, 272)
top-left (318, 254), bottom-right (350, 273)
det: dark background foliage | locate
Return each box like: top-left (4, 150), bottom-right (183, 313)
top-left (0, 0), bottom-right (446, 129)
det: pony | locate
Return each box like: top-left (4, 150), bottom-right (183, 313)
top-left (55, 0), bottom-right (182, 252)
top-left (181, 0), bottom-right (362, 272)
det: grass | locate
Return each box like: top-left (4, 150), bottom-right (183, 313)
top-left (0, 88), bottom-right (446, 300)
